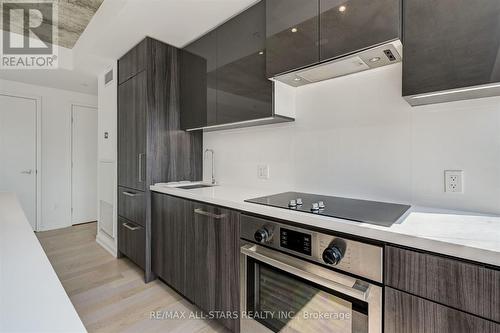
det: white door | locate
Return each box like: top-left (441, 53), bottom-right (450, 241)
top-left (0, 94), bottom-right (37, 229)
top-left (71, 105), bottom-right (98, 225)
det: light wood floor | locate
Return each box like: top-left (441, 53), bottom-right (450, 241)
top-left (36, 222), bottom-right (228, 333)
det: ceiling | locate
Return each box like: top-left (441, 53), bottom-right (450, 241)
top-left (0, 0), bottom-right (259, 95)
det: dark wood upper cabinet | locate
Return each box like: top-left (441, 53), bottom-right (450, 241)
top-left (402, 0), bottom-right (500, 97)
top-left (182, 31), bottom-right (217, 128)
top-left (117, 71), bottom-right (147, 191)
top-left (319, 0), bottom-right (400, 61)
top-left (118, 39), bottom-right (147, 85)
top-left (216, 0), bottom-right (272, 124)
top-left (266, 0), bottom-right (319, 77)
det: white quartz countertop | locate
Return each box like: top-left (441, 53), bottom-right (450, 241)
top-left (151, 184), bottom-right (500, 268)
top-left (0, 192), bottom-right (86, 333)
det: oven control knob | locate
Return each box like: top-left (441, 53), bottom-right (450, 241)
top-left (254, 228), bottom-right (271, 243)
top-left (322, 246), bottom-right (343, 265)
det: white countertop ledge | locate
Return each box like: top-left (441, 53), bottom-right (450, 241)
top-left (0, 192), bottom-right (86, 333)
top-left (150, 184), bottom-right (500, 268)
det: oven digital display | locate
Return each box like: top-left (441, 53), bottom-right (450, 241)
top-left (280, 228), bottom-right (311, 256)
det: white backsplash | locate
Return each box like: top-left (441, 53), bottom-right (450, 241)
top-left (203, 64), bottom-right (500, 215)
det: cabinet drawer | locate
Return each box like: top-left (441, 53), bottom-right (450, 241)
top-left (118, 187), bottom-right (145, 226)
top-left (118, 39), bottom-right (147, 84)
top-left (118, 217), bottom-right (145, 269)
top-left (385, 246), bottom-right (500, 322)
top-left (385, 287), bottom-right (500, 333)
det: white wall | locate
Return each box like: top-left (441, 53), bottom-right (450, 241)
top-left (96, 64), bottom-right (118, 255)
top-left (0, 78), bottom-right (97, 230)
top-left (204, 64), bottom-right (500, 215)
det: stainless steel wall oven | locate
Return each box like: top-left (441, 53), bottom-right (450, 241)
top-left (240, 214), bottom-right (382, 333)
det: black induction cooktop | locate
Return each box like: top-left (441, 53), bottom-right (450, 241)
top-left (245, 191), bottom-right (411, 227)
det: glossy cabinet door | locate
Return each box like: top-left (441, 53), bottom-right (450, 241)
top-left (266, 0), bottom-right (319, 77)
top-left (403, 0), bottom-right (500, 96)
top-left (183, 31), bottom-right (217, 127)
top-left (319, 0), bottom-right (399, 61)
top-left (192, 202), bottom-right (240, 333)
top-left (117, 71), bottom-right (146, 191)
top-left (216, 0), bottom-right (272, 124)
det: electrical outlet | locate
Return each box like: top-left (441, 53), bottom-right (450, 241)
top-left (257, 165), bottom-right (270, 180)
top-left (445, 170), bottom-right (464, 193)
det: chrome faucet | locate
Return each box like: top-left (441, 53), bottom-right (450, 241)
top-left (205, 149), bottom-right (216, 185)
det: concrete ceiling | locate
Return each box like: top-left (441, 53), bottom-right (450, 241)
top-left (0, 0), bottom-right (259, 95)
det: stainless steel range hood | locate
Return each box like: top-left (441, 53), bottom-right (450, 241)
top-left (274, 40), bottom-right (402, 87)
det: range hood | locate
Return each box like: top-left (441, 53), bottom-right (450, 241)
top-left (274, 40), bottom-right (403, 87)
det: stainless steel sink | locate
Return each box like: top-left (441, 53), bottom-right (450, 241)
top-left (177, 184), bottom-right (215, 190)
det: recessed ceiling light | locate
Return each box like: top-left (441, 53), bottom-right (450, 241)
top-left (369, 57), bottom-right (381, 63)
top-left (291, 27), bottom-right (298, 33)
top-left (339, 5), bottom-right (347, 12)
top-left (258, 51), bottom-right (264, 55)
top-left (293, 77), bottom-right (301, 82)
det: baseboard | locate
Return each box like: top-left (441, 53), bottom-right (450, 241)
top-left (96, 232), bottom-right (117, 257)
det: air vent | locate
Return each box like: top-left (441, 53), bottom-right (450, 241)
top-left (104, 69), bottom-right (113, 85)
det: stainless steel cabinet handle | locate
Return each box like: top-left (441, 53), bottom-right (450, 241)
top-left (138, 153), bottom-right (144, 182)
top-left (123, 222), bottom-right (141, 231)
top-left (122, 191), bottom-right (138, 197)
top-left (194, 208), bottom-right (227, 219)
top-left (20, 169), bottom-right (33, 174)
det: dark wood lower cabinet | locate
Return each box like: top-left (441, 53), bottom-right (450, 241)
top-left (385, 245), bottom-right (500, 323)
top-left (191, 202), bottom-right (240, 333)
top-left (151, 193), bottom-right (240, 332)
top-left (151, 193), bottom-right (194, 301)
top-left (385, 287), bottom-right (500, 333)
top-left (118, 217), bottom-right (145, 269)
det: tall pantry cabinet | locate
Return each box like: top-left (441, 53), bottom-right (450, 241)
top-left (117, 37), bottom-right (203, 282)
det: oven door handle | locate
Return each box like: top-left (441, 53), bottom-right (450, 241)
top-left (241, 244), bottom-right (371, 302)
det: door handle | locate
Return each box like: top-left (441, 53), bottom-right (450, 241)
top-left (123, 222), bottom-right (141, 231)
top-left (122, 191), bottom-right (139, 197)
top-left (20, 169), bottom-right (33, 175)
top-left (241, 244), bottom-right (370, 302)
top-left (194, 208), bottom-right (227, 219)
top-left (138, 153), bottom-right (145, 182)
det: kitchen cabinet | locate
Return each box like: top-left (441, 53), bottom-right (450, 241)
top-left (385, 287), bottom-right (500, 333)
top-left (118, 39), bottom-right (147, 85)
top-left (319, 0), bottom-right (399, 61)
top-left (265, 0), bottom-right (319, 77)
top-left (117, 186), bottom-right (145, 227)
top-left (118, 217), bottom-right (145, 270)
top-left (151, 192), bottom-right (240, 332)
top-left (117, 38), bottom-right (203, 281)
top-left (117, 71), bottom-right (147, 191)
top-left (151, 193), bottom-right (195, 302)
top-left (181, 1), bottom-right (290, 131)
top-left (216, 0), bottom-right (272, 124)
top-left (402, 0), bottom-right (500, 104)
top-left (182, 31), bottom-right (217, 129)
top-left (192, 202), bottom-right (240, 333)
top-left (385, 245), bottom-right (500, 323)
